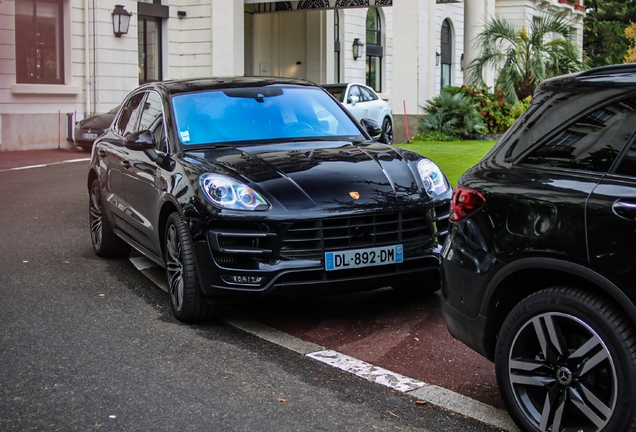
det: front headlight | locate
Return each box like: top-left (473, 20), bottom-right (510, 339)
top-left (417, 159), bottom-right (449, 197)
top-left (199, 174), bottom-right (269, 211)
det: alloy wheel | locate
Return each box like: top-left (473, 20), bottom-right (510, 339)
top-left (507, 312), bottom-right (617, 432)
top-left (165, 223), bottom-right (184, 312)
top-left (89, 184), bottom-right (103, 249)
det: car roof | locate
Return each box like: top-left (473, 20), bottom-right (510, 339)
top-left (138, 76), bottom-right (317, 96)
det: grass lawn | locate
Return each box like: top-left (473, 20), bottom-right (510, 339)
top-left (396, 140), bottom-right (497, 186)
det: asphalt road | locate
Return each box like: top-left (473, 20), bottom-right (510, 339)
top-left (0, 160), bottom-right (502, 431)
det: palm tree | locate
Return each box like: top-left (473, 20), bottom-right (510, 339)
top-left (468, 11), bottom-right (587, 103)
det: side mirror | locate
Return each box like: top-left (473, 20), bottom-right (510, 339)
top-left (124, 130), bottom-right (161, 162)
top-left (360, 118), bottom-right (382, 141)
top-left (349, 95), bottom-right (360, 106)
top-left (125, 130), bottom-right (155, 151)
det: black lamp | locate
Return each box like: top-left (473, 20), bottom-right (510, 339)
top-left (435, 51), bottom-right (441, 66)
top-left (352, 38), bottom-right (364, 60)
top-left (112, 5), bottom-right (132, 38)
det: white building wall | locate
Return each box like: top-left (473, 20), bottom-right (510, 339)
top-left (0, 0), bottom-right (588, 150)
top-left (169, 1), bottom-right (213, 79)
top-left (342, 9), bottom-right (366, 85)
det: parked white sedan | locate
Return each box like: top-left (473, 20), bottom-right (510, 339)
top-left (322, 83), bottom-right (393, 144)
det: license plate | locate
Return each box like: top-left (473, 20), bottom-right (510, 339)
top-left (325, 245), bottom-right (403, 271)
top-left (82, 133), bottom-right (98, 140)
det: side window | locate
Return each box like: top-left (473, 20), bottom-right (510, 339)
top-left (358, 86), bottom-right (375, 102)
top-left (138, 91), bottom-right (167, 153)
top-left (615, 141), bottom-right (636, 177)
top-left (522, 98), bottom-right (636, 173)
top-left (115, 93), bottom-right (145, 137)
top-left (349, 86), bottom-right (362, 104)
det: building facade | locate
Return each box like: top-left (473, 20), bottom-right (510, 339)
top-left (0, 0), bottom-right (585, 151)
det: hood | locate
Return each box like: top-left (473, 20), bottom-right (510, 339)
top-left (185, 141), bottom-right (426, 212)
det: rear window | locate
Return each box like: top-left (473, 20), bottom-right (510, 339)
top-left (495, 77), bottom-right (636, 163)
top-left (521, 98), bottom-right (636, 173)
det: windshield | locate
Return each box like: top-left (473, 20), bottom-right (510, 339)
top-left (172, 86), bottom-right (363, 146)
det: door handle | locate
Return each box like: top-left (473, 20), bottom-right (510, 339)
top-left (612, 199), bottom-right (636, 220)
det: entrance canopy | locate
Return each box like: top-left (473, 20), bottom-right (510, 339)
top-left (245, 0), bottom-right (392, 13)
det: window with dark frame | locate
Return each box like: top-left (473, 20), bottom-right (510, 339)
top-left (365, 8), bottom-right (382, 92)
top-left (138, 16), bottom-right (162, 84)
top-left (15, 0), bottom-right (64, 84)
top-left (441, 20), bottom-right (452, 90)
top-left (137, 1), bottom-right (168, 85)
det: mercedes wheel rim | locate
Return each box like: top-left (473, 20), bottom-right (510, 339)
top-left (508, 312), bottom-right (617, 432)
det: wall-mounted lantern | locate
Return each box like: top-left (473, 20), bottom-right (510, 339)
top-left (352, 38), bottom-right (364, 60)
top-left (435, 51), bottom-right (441, 66)
top-left (112, 5), bottom-right (132, 37)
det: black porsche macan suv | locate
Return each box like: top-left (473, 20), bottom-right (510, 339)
top-left (441, 64), bottom-right (636, 432)
top-left (88, 77), bottom-right (451, 323)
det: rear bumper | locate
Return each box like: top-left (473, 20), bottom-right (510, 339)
top-left (440, 296), bottom-right (491, 360)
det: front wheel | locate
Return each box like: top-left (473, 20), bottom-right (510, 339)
top-left (495, 287), bottom-right (636, 432)
top-left (164, 213), bottom-right (214, 322)
top-left (380, 117), bottom-right (393, 145)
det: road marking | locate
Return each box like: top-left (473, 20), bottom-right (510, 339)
top-left (308, 349), bottom-right (426, 392)
top-left (128, 254), bottom-right (520, 431)
top-left (1, 158), bottom-right (90, 172)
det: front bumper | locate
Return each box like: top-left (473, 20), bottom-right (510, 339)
top-left (192, 207), bottom-right (448, 302)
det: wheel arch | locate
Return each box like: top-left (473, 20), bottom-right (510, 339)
top-left (481, 257), bottom-right (636, 360)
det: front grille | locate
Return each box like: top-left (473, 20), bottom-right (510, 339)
top-left (280, 211), bottom-right (431, 259)
top-left (432, 204), bottom-right (450, 245)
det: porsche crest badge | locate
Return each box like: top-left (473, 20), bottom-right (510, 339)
top-left (349, 191), bottom-right (360, 200)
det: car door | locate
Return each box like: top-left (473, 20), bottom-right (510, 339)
top-left (97, 92), bottom-right (145, 233)
top-left (358, 85), bottom-right (381, 122)
top-left (121, 90), bottom-right (168, 256)
top-left (588, 132), bottom-right (636, 290)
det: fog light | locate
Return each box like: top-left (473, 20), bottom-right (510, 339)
top-left (224, 275), bottom-right (264, 285)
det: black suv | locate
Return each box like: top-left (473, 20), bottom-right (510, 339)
top-left (442, 64), bottom-right (636, 432)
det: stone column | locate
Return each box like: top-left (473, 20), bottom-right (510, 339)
top-left (392, 0), bottom-right (435, 142)
top-left (463, 0), bottom-right (495, 88)
top-left (211, 0), bottom-right (244, 76)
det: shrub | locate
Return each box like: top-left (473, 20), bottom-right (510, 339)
top-left (412, 131), bottom-right (456, 142)
top-left (450, 85), bottom-right (531, 134)
top-left (418, 91), bottom-right (486, 139)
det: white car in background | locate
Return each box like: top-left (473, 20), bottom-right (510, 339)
top-left (322, 83), bottom-right (393, 144)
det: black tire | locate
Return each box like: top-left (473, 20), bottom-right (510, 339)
top-left (89, 178), bottom-right (130, 257)
top-left (380, 117), bottom-right (393, 145)
top-left (164, 212), bottom-right (214, 322)
top-left (495, 287), bottom-right (636, 432)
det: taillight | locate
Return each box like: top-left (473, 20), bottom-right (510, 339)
top-left (449, 184), bottom-right (485, 222)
